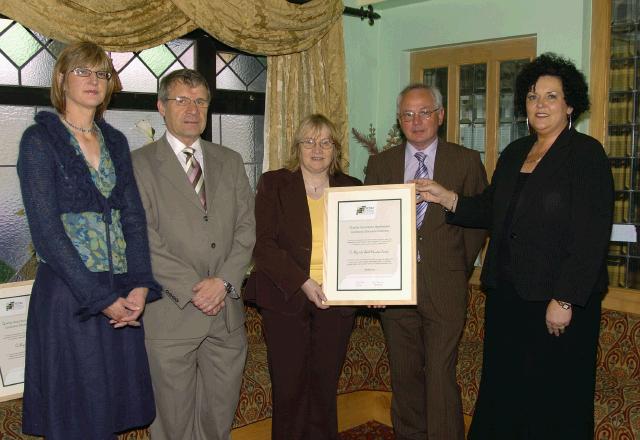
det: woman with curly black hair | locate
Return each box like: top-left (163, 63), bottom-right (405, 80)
top-left (413, 53), bottom-right (614, 439)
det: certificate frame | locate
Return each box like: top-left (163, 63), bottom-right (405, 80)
top-left (0, 280), bottom-right (31, 402)
top-left (323, 184), bottom-right (417, 305)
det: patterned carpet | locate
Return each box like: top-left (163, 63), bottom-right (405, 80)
top-left (338, 421), bottom-right (394, 439)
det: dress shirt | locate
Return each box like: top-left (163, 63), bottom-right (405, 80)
top-left (165, 130), bottom-right (205, 173)
top-left (404, 139), bottom-right (438, 183)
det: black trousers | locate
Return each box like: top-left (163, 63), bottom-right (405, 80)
top-left (468, 281), bottom-right (601, 440)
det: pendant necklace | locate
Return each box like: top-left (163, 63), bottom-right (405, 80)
top-left (305, 177), bottom-right (329, 193)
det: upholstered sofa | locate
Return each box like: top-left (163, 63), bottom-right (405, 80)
top-left (0, 286), bottom-right (637, 439)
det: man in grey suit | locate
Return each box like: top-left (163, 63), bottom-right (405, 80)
top-left (365, 84), bottom-right (487, 440)
top-left (132, 69), bottom-right (255, 440)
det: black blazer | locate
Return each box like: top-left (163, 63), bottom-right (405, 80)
top-left (450, 128), bottom-right (614, 307)
top-left (245, 168), bottom-right (362, 314)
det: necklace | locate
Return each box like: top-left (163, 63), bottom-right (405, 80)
top-left (63, 117), bottom-right (96, 133)
top-left (304, 177), bottom-right (329, 193)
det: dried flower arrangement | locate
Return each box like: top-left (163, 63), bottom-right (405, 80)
top-left (351, 123), bottom-right (404, 174)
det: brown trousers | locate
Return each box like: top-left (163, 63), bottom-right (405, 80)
top-left (381, 265), bottom-right (468, 440)
top-left (261, 302), bottom-right (354, 440)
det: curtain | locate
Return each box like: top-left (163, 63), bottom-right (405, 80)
top-left (0, 0), bottom-right (349, 170)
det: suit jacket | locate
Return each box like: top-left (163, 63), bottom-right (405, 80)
top-left (245, 168), bottom-right (361, 314)
top-left (364, 140), bottom-right (488, 310)
top-left (132, 135), bottom-right (255, 339)
top-left (450, 128), bottom-right (614, 307)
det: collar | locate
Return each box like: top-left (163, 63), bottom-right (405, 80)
top-left (165, 130), bottom-right (202, 156)
top-left (405, 138), bottom-right (438, 161)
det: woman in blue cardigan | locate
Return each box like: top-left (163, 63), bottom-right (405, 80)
top-left (17, 42), bottom-right (160, 439)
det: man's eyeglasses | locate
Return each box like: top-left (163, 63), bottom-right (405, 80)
top-left (165, 96), bottom-right (210, 108)
top-left (299, 138), bottom-right (335, 150)
top-left (399, 107), bottom-right (441, 123)
top-left (70, 67), bottom-right (112, 80)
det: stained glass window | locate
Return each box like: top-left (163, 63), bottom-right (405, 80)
top-left (0, 18), bottom-right (195, 92)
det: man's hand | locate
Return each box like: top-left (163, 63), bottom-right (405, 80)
top-left (192, 277), bottom-right (227, 316)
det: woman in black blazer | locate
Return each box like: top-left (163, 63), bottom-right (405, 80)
top-left (245, 114), bottom-right (361, 440)
top-left (415, 53), bottom-right (614, 439)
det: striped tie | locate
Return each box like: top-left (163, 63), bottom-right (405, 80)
top-left (414, 152), bottom-right (429, 229)
top-left (183, 147), bottom-right (206, 211)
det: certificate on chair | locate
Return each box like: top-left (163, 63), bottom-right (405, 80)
top-left (0, 281), bottom-right (30, 402)
top-left (323, 184), bottom-right (417, 305)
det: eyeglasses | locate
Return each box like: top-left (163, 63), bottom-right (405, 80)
top-left (299, 138), bottom-right (335, 150)
top-left (70, 67), bottom-right (112, 80)
top-left (165, 96), bottom-right (210, 108)
top-left (399, 107), bottom-right (441, 123)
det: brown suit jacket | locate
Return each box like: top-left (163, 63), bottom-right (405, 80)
top-left (132, 135), bottom-right (255, 339)
top-left (364, 140), bottom-right (488, 312)
top-left (245, 168), bottom-right (361, 315)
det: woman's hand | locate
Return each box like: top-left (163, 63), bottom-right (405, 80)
top-left (545, 299), bottom-right (572, 337)
top-left (410, 178), bottom-right (457, 211)
top-left (301, 279), bottom-right (329, 309)
top-left (104, 287), bottom-right (148, 328)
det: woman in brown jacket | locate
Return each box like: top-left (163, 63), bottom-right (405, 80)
top-left (246, 114), bottom-right (361, 440)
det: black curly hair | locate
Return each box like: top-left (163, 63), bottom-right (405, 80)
top-left (515, 53), bottom-right (590, 121)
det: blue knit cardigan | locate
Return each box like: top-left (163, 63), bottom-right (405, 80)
top-left (17, 111), bottom-right (161, 319)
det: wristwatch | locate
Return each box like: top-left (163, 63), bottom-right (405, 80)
top-left (555, 299), bottom-right (572, 310)
top-left (223, 280), bottom-right (238, 298)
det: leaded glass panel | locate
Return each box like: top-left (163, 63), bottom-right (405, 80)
top-left (210, 114), bottom-right (264, 190)
top-left (423, 67), bottom-right (448, 138)
top-left (498, 59), bottom-right (529, 153)
top-left (459, 63), bottom-right (486, 161)
top-left (608, 2), bottom-right (640, 288)
top-left (216, 52), bottom-right (267, 92)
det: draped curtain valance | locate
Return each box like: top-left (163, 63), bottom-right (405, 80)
top-left (0, 0), bottom-right (349, 169)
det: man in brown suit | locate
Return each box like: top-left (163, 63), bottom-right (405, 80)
top-left (364, 84), bottom-right (487, 440)
top-left (132, 69), bottom-right (255, 440)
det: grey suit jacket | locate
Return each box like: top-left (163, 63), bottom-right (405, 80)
top-left (132, 135), bottom-right (255, 339)
top-left (365, 140), bottom-right (488, 311)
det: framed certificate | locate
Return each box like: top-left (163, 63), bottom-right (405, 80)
top-left (0, 281), bottom-right (31, 402)
top-left (323, 184), bottom-right (417, 305)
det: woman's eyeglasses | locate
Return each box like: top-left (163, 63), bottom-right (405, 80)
top-left (70, 67), bottom-right (112, 80)
top-left (299, 139), bottom-right (335, 150)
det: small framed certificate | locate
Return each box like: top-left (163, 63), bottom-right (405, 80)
top-left (323, 184), bottom-right (417, 305)
top-left (0, 280), bottom-right (31, 402)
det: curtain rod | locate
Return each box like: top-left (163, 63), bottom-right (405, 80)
top-left (343, 5), bottom-right (380, 26)
top-left (0, 5), bottom-right (382, 27)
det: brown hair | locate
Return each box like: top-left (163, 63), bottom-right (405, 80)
top-left (158, 69), bottom-right (210, 102)
top-left (286, 114), bottom-right (343, 175)
top-left (50, 42), bottom-right (121, 119)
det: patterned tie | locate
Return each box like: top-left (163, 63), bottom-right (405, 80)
top-left (414, 151), bottom-right (429, 229)
top-left (183, 147), bottom-right (206, 211)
